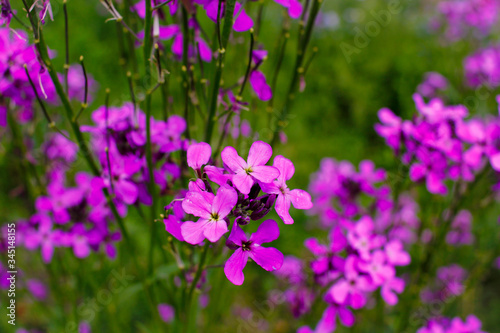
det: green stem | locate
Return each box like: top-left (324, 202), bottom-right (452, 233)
top-left (184, 243), bottom-right (210, 332)
top-left (270, 0), bottom-right (323, 146)
top-left (181, 7), bottom-right (192, 140)
top-left (204, 0), bottom-right (237, 143)
top-left (63, 0), bottom-right (69, 93)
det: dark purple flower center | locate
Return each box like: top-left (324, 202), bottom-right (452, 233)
top-left (342, 178), bottom-right (361, 198)
top-left (68, 200), bottom-right (88, 222)
top-left (279, 186), bottom-right (287, 195)
top-left (241, 241), bottom-right (252, 251)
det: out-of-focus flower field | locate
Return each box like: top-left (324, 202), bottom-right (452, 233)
top-left (1, 0), bottom-right (500, 332)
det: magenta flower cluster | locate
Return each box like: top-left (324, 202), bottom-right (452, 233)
top-left (16, 134), bottom-right (119, 262)
top-left (272, 158), bottom-right (415, 333)
top-left (417, 315), bottom-right (486, 333)
top-left (464, 45), bottom-right (500, 88)
top-left (16, 101), bottom-right (186, 262)
top-left (420, 264), bottom-right (466, 304)
top-left (417, 72), bottom-right (449, 99)
top-left (164, 141), bottom-right (312, 285)
top-left (376, 93), bottom-right (500, 195)
top-left (431, 0), bottom-right (500, 41)
top-left (0, 28), bottom-right (95, 126)
top-left (82, 103), bottom-right (186, 206)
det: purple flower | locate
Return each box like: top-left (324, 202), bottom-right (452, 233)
top-left (100, 149), bottom-right (142, 205)
top-left (132, 0), bottom-right (178, 18)
top-left (78, 322), bottom-right (91, 333)
top-left (30, 0), bottom-right (53, 23)
top-left (417, 315), bottom-right (486, 333)
top-left (66, 224), bottom-right (91, 259)
top-left (328, 255), bottom-right (372, 309)
top-left (449, 315), bottom-right (486, 333)
top-left (35, 174), bottom-right (85, 224)
top-left (58, 65), bottom-right (98, 103)
top-left (260, 155), bottom-right (312, 224)
top-left (23, 215), bottom-right (60, 263)
top-left (0, 105), bottom-right (6, 127)
top-left (465, 45), bottom-right (500, 88)
top-left (435, 0), bottom-right (499, 41)
top-left (157, 21), bottom-right (213, 63)
top-left (272, 0), bottom-right (303, 19)
top-left (221, 141), bottom-right (280, 194)
top-left (273, 256), bottom-right (305, 284)
top-left (224, 219), bottom-right (283, 285)
top-left (358, 250), bottom-right (394, 286)
top-left (202, 1), bottom-right (253, 32)
top-left (26, 279), bottom-right (47, 300)
top-left (381, 276), bottom-right (405, 305)
top-left (158, 303), bottom-right (175, 323)
top-left (187, 142), bottom-right (212, 171)
top-left (446, 210), bottom-right (474, 245)
top-left (374, 108), bottom-right (405, 152)
top-left (409, 148), bottom-right (448, 195)
top-left (421, 264), bottom-right (466, 303)
top-left (384, 240), bottom-right (411, 266)
top-left (417, 72), bottom-right (448, 98)
top-left (87, 226), bottom-right (121, 260)
top-left (0, 0), bottom-right (13, 26)
top-left (164, 215), bottom-right (184, 242)
top-left (180, 185), bottom-right (238, 244)
top-left (347, 216), bottom-right (379, 261)
top-left (249, 70), bottom-right (272, 101)
top-left (42, 132), bottom-right (78, 170)
top-left (299, 303), bottom-right (354, 333)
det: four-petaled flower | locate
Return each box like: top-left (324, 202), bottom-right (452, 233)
top-left (261, 155), bottom-right (313, 224)
top-left (224, 219), bottom-right (284, 285)
top-left (221, 141), bottom-right (280, 194)
top-left (181, 185), bottom-right (238, 244)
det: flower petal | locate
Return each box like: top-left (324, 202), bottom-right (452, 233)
top-left (187, 142), bottom-right (211, 169)
top-left (338, 307), bottom-right (355, 327)
top-left (224, 248), bottom-right (249, 285)
top-left (409, 163), bottom-right (426, 181)
top-left (203, 220), bottom-right (228, 242)
top-left (329, 280), bottom-right (349, 304)
top-left (181, 220), bottom-right (208, 244)
top-left (221, 146), bottom-right (247, 172)
top-left (249, 70), bottom-right (272, 101)
top-left (115, 180), bottom-right (138, 205)
top-left (288, 0), bottom-right (303, 19)
top-left (41, 242), bottom-right (54, 263)
top-left (164, 215), bottom-right (184, 242)
top-left (248, 141), bottom-right (273, 167)
top-left (490, 152), bottom-right (500, 171)
top-left (315, 306), bottom-right (337, 333)
top-left (251, 165), bottom-right (280, 184)
top-left (250, 219), bottom-right (280, 244)
top-left (233, 172), bottom-right (254, 194)
top-left (273, 155), bottom-right (295, 182)
top-left (195, 36), bottom-right (212, 62)
top-left (182, 191), bottom-right (212, 218)
top-left (212, 185), bottom-right (238, 218)
top-left (290, 189), bottom-right (313, 209)
top-left (158, 24), bottom-right (180, 40)
top-left (227, 222), bottom-right (247, 247)
top-left (233, 2), bottom-right (254, 32)
top-left (275, 194), bottom-right (293, 224)
top-left (249, 246), bottom-right (283, 271)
